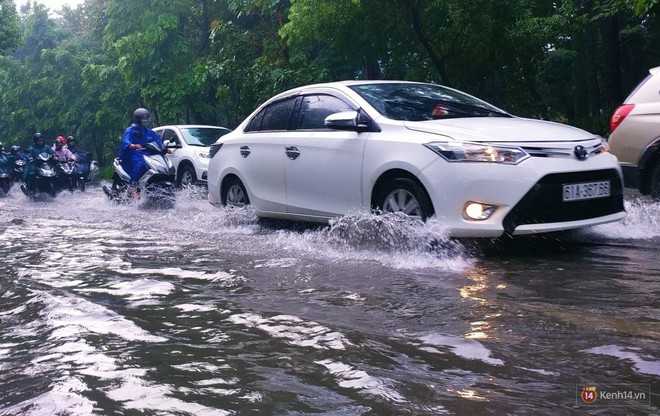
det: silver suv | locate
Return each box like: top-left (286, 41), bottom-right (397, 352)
top-left (154, 125), bottom-right (231, 187)
top-left (608, 66), bottom-right (660, 198)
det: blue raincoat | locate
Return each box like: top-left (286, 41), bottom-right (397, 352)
top-left (119, 123), bottom-right (163, 185)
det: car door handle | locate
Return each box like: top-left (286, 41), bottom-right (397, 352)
top-left (285, 146), bottom-right (300, 160)
top-left (239, 145), bottom-right (251, 158)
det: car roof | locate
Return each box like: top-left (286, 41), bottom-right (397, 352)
top-left (264, 80), bottom-right (438, 108)
top-left (154, 125), bottom-right (230, 129)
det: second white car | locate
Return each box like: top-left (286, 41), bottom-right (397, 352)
top-left (154, 125), bottom-right (231, 187)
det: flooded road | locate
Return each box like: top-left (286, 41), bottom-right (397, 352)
top-left (0, 185), bottom-right (658, 415)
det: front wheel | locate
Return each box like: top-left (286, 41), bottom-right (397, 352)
top-left (46, 180), bottom-right (57, 198)
top-left (376, 178), bottom-right (434, 221)
top-left (650, 163), bottom-right (660, 201)
top-left (0, 180), bottom-right (10, 196)
top-left (178, 165), bottom-right (197, 188)
top-left (222, 177), bottom-right (249, 207)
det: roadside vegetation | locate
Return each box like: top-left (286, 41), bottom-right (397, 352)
top-left (0, 0), bottom-right (658, 167)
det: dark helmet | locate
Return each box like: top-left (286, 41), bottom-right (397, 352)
top-left (54, 139), bottom-right (63, 149)
top-left (33, 133), bottom-right (44, 143)
top-left (10, 145), bottom-right (20, 154)
top-left (66, 136), bottom-right (76, 146)
top-left (66, 135), bottom-right (75, 143)
top-left (133, 108), bottom-right (151, 128)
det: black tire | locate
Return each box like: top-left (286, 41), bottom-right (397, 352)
top-left (222, 177), bottom-right (249, 207)
top-left (0, 180), bottom-right (10, 196)
top-left (376, 178), bottom-right (434, 221)
top-left (650, 163), bottom-right (660, 200)
top-left (111, 173), bottom-right (126, 193)
top-left (177, 164), bottom-right (197, 188)
top-left (46, 180), bottom-right (57, 198)
top-left (78, 177), bottom-right (86, 192)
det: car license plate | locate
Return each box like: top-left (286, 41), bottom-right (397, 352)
top-left (562, 181), bottom-right (610, 202)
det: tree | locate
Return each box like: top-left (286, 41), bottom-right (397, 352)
top-left (0, 0), bottom-right (20, 54)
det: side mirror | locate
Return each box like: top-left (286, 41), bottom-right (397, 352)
top-left (324, 110), bottom-right (379, 132)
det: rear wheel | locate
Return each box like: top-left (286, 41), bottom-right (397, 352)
top-left (178, 165), bottom-right (197, 188)
top-left (376, 178), bottom-right (434, 221)
top-left (222, 177), bottom-right (249, 207)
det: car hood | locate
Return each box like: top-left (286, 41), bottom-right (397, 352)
top-left (403, 117), bottom-right (596, 143)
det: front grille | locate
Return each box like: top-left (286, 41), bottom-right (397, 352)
top-left (520, 139), bottom-right (607, 159)
top-left (503, 169), bottom-right (624, 235)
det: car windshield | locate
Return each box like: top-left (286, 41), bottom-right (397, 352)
top-left (181, 127), bottom-right (232, 147)
top-left (349, 83), bottom-right (510, 121)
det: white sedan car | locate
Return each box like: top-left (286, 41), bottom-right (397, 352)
top-left (208, 81), bottom-right (626, 238)
top-left (154, 125), bottom-right (231, 187)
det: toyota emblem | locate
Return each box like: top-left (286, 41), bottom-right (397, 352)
top-left (574, 145), bottom-right (588, 160)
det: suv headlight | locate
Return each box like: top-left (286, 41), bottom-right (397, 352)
top-left (195, 150), bottom-right (211, 159)
top-left (424, 141), bottom-right (530, 165)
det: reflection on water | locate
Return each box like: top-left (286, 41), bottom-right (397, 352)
top-left (0, 186), bottom-right (658, 415)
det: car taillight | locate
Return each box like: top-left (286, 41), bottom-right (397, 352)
top-left (610, 104), bottom-right (634, 133)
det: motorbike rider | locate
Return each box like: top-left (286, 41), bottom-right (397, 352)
top-left (0, 141), bottom-right (10, 171)
top-left (9, 145), bottom-right (26, 182)
top-left (53, 137), bottom-right (76, 162)
top-left (120, 107), bottom-right (164, 198)
top-left (66, 135), bottom-right (92, 178)
top-left (22, 133), bottom-right (58, 194)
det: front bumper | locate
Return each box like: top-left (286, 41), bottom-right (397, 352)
top-left (418, 153), bottom-right (626, 238)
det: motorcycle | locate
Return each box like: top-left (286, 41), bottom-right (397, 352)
top-left (21, 152), bottom-right (58, 198)
top-left (13, 157), bottom-right (26, 183)
top-left (71, 150), bottom-right (94, 191)
top-left (102, 141), bottom-right (177, 208)
top-left (55, 159), bottom-right (79, 193)
top-left (86, 160), bottom-right (101, 186)
top-left (0, 153), bottom-right (13, 196)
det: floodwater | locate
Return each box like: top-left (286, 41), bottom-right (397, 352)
top-left (0, 185), bottom-right (658, 415)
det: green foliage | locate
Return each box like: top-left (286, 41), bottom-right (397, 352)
top-left (0, 0), bottom-right (659, 167)
top-left (0, 0), bottom-right (20, 54)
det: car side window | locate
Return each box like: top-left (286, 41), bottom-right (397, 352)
top-left (250, 97), bottom-right (296, 132)
top-left (297, 95), bottom-right (354, 130)
top-left (161, 129), bottom-right (179, 144)
top-left (245, 109), bottom-right (265, 132)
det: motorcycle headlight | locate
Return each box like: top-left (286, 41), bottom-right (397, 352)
top-left (424, 141), bottom-right (530, 165)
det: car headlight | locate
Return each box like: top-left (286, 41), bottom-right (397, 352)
top-left (195, 150), bottom-right (211, 159)
top-left (424, 141), bottom-right (530, 164)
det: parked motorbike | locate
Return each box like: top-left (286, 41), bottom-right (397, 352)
top-left (0, 153), bottom-right (13, 196)
top-left (21, 152), bottom-right (58, 198)
top-left (102, 141), bottom-right (177, 208)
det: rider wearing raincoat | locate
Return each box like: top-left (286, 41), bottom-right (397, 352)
top-left (119, 108), bottom-right (163, 196)
top-left (23, 133), bottom-right (57, 192)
